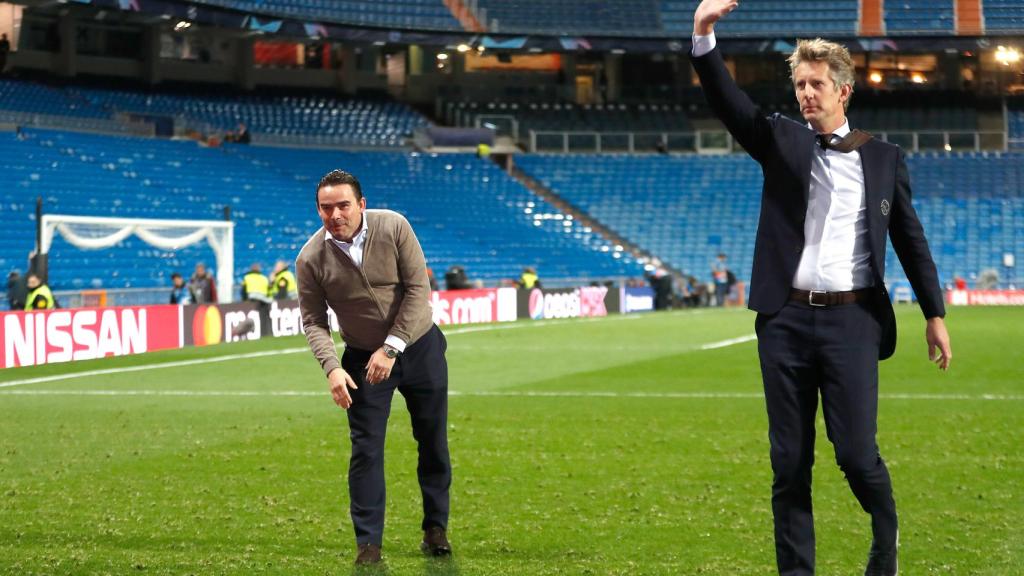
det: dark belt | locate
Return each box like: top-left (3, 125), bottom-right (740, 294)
top-left (790, 287), bottom-right (873, 307)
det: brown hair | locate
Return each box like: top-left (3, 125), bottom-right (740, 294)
top-left (316, 169), bottom-right (363, 203)
top-left (788, 38), bottom-right (855, 110)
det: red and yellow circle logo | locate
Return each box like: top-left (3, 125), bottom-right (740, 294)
top-left (191, 305), bottom-right (223, 346)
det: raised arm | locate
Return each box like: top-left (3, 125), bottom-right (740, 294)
top-left (690, 0), bottom-right (774, 161)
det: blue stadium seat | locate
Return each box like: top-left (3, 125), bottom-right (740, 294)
top-left (0, 129), bottom-right (643, 293)
top-left (191, 0), bottom-right (462, 31)
top-left (515, 151), bottom-right (1024, 290)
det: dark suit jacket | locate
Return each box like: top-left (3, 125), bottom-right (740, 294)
top-left (691, 47), bottom-right (945, 360)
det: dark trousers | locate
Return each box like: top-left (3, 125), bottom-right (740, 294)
top-left (755, 300), bottom-right (897, 576)
top-left (340, 325), bottom-right (451, 546)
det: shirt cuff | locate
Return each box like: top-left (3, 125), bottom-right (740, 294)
top-left (384, 334), bottom-right (407, 353)
top-left (692, 32), bottom-right (716, 57)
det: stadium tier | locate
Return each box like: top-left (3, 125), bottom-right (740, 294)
top-left (0, 129), bottom-right (643, 294)
top-left (121, 0), bottom-right (1024, 36)
top-left (515, 152), bottom-right (1024, 290)
top-left (476, 0), bottom-right (660, 36)
top-left (983, 0), bottom-right (1024, 32)
top-left (885, 0), bottom-right (956, 34)
top-left (0, 80), bottom-right (110, 119)
top-left (1010, 100), bottom-right (1024, 151)
top-left (0, 79), bottom-right (429, 147)
top-left (193, 0), bottom-right (462, 31)
top-left (448, 101), bottom-right (694, 135)
top-left (661, 0), bottom-right (859, 37)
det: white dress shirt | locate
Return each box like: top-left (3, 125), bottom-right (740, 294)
top-left (792, 121), bottom-right (873, 291)
top-left (692, 32), bottom-right (871, 292)
top-left (325, 213), bottom-right (408, 352)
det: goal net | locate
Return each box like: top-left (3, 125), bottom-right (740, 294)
top-left (40, 214), bottom-right (235, 302)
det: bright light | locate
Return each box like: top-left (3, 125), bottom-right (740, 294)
top-left (910, 72), bottom-right (926, 84)
top-left (944, 144), bottom-right (952, 151)
top-left (476, 45), bottom-right (486, 53)
top-left (869, 71), bottom-right (883, 84)
top-left (436, 52), bottom-right (449, 61)
top-left (174, 20), bottom-right (191, 31)
top-left (995, 46), bottom-right (1021, 66)
top-left (456, 44), bottom-right (471, 53)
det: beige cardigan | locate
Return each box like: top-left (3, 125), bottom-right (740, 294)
top-left (296, 209), bottom-right (433, 377)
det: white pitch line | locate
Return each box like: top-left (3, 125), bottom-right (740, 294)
top-left (0, 317), bottom-right (756, 389)
top-left (0, 347), bottom-right (313, 389)
top-left (700, 334), bottom-right (757, 350)
top-left (0, 389), bottom-right (1021, 401)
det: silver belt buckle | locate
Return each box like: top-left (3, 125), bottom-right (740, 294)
top-left (808, 290), bottom-right (827, 307)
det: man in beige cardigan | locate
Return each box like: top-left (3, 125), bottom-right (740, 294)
top-left (296, 169), bottom-right (452, 565)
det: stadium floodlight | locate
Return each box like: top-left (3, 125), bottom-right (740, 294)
top-left (995, 46), bottom-right (1020, 66)
top-left (40, 214), bottom-right (235, 303)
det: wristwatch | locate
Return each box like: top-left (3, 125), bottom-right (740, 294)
top-left (382, 344), bottom-right (402, 359)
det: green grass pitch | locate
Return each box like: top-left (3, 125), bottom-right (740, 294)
top-left (1, 306), bottom-right (1021, 575)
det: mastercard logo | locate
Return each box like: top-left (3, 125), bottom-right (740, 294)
top-left (191, 305), bottom-right (223, 346)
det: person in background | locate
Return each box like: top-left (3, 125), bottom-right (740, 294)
top-left (517, 266), bottom-right (541, 289)
top-left (24, 273), bottom-right (55, 310)
top-left (225, 122), bottom-right (251, 144)
top-left (270, 260), bottom-right (298, 300)
top-left (711, 253), bottom-right (730, 306)
top-left (647, 267), bottom-right (673, 310)
top-left (0, 34), bottom-right (10, 76)
top-left (444, 265), bottom-right (472, 291)
top-left (189, 262), bottom-right (217, 304)
top-left (169, 272), bottom-right (192, 305)
top-left (241, 263), bottom-right (271, 304)
top-left (7, 270), bottom-right (27, 310)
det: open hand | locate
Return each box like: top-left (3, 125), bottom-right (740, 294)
top-left (327, 368), bottom-right (358, 409)
top-left (694, 0), bottom-right (739, 35)
top-left (925, 317), bottom-right (952, 371)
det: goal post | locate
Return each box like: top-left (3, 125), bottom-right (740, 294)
top-left (39, 214), bottom-right (235, 303)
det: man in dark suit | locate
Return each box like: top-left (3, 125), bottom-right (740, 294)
top-left (690, 2), bottom-right (952, 575)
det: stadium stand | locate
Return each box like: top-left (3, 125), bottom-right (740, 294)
top-left (475, 0), bottom-right (661, 36)
top-left (661, 0), bottom-right (859, 37)
top-left (447, 100), bottom-right (694, 135)
top-left (1009, 99), bottom-right (1024, 150)
top-left (141, 0), bottom-right (1024, 37)
top-left (193, 0), bottom-right (462, 31)
top-left (885, 0), bottom-right (956, 34)
top-left (515, 151), bottom-right (1024, 289)
top-left (0, 80), bottom-right (109, 119)
top-left (0, 79), bottom-right (430, 147)
top-left (983, 0), bottom-right (1024, 32)
top-left (0, 128), bottom-right (643, 293)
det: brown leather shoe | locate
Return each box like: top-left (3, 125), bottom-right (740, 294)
top-left (355, 543), bottom-right (382, 565)
top-left (421, 526), bottom-right (452, 557)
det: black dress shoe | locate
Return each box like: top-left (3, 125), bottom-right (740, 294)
top-left (864, 537), bottom-right (898, 576)
top-left (355, 543), bottom-right (382, 565)
top-left (421, 526), bottom-right (452, 557)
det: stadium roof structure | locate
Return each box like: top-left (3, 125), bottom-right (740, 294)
top-left (11, 0), bottom-right (1024, 55)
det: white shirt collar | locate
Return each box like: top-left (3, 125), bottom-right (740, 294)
top-left (809, 119), bottom-right (851, 138)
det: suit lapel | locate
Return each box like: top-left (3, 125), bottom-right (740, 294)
top-left (857, 141), bottom-right (885, 271)
top-left (798, 127), bottom-right (815, 205)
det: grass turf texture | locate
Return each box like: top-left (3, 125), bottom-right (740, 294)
top-left (0, 306), bottom-right (1021, 575)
